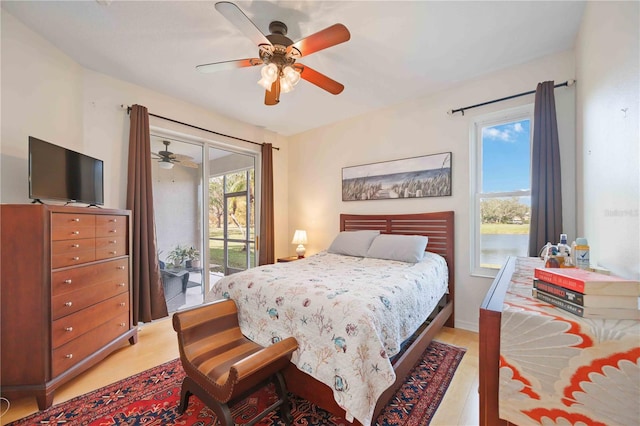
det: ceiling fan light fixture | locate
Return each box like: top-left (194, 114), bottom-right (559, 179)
top-left (261, 63), bottom-right (278, 80)
top-left (158, 160), bottom-right (174, 170)
top-left (258, 63), bottom-right (279, 91)
top-left (280, 76), bottom-right (294, 93)
top-left (283, 65), bottom-right (301, 86)
top-left (258, 76), bottom-right (274, 90)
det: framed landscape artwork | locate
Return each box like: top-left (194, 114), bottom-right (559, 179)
top-left (342, 152), bottom-right (452, 201)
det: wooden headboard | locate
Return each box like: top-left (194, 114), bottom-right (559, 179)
top-left (340, 211), bottom-right (455, 321)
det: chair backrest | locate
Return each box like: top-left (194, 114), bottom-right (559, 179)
top-left (173, 299), bottom-right (245, 362)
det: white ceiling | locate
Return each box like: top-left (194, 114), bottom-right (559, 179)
top-left (2, 1), bottom-right (585, 136)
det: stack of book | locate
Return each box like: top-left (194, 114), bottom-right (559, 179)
top-left (533, 267), bottom-right (640, 320)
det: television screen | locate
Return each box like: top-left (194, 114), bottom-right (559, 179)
top-left (29, 136), bottom-right (104, 206)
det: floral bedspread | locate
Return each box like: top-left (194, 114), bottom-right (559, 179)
top-left (205, 251), bottom-right (448, 426)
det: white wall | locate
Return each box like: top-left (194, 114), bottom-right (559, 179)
top-left (0, 10), bottom-right (84, 202)
top-left (288, 51), bottom-right (577, 331)
top-left (0, 10), bottom-right (291, 258)
top-left (575, 1), bottom-right (640, 280)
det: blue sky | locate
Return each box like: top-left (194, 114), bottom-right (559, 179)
top-left (482, 119), bottom-right (531, 193)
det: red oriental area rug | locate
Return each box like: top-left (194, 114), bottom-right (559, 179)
top-left (8, 341), bottom-right (465, 426)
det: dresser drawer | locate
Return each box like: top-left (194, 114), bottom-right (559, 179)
top-left (52, 239), bottom-right (96, 268)
top-left (52, 292), bottom-right (130, 348)
top-left (52, 310), bottom-right (131, 376)
top-left (52, 258), bottom-right (129, 298)
top-left (95, 215), bottom-right (127, 238)
top-left (52, 277), bottom-right (129, 320)
top-left (95, 236), bottom-right (127, 260)
top-left (51, 213), bottom-right (96, 241)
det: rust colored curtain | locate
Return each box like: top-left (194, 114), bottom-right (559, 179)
top-left (528, 81), bottom-right (563, 256)
top-left (127, 104), bottom-right (168, 323)
top-left (258, 143), bottom-right (275, 265)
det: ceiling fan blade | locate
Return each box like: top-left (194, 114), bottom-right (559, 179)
top-left (180, 160), bottom-right (200, 169)
top-left (196, 58), bottom-right (263, 73)
top-left (265, 79), bottom-right (280, 106)
top-left (296, 64), bottom-right (344, 95)
top-left (172, 153), bottom-right (195, 161)
top-left (289, 24), bottom-right (350, 57)
top-left (215, 2), bottom-right (271, 47)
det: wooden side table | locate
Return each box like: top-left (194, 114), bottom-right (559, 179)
top-left (277, 256), bottom-right (302, 262)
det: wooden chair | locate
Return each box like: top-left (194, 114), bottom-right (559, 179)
top-left (172, 299), bottom-right (298, 426)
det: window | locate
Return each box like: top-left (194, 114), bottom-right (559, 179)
top-left (471, 105), bottom-right (533, 276)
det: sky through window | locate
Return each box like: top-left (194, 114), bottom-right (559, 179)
top-left (482, 120), bottom-right (531, 193)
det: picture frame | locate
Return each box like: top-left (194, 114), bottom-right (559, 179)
top-left (342, 152), bottom-right (452, 201)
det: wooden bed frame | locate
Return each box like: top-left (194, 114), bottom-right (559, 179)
top-left (282, 211), bottom-right (455, 425)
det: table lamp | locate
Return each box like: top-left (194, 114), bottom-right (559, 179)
top-left (291, 230), bottom-right (308, 258)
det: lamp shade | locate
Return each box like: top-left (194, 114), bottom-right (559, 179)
top-left (291, 230), bottom-right (307, 245)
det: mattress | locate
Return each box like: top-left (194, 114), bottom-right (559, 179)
top-left (204, 250), bottom-right (448, 425)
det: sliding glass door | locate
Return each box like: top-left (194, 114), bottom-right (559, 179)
top-left (152, 135), bottom-right (257, 312)
top-left (151, 137), bottom-right (204, 313)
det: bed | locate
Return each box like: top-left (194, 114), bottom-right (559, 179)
top-left (205, 211), bottom-right (455, 426)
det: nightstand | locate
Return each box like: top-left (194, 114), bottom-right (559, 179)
top-left (277, 256), bottom-right (302, 263)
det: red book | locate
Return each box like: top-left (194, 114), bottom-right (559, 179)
top-left (534, 268), bottom-right (640, 296)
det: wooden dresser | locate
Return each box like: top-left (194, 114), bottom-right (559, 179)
top-left (478, 256), bottom-right (517, 426)
top-left (0, 204), bottom-right (138, 410)
top-left (479, 256), bottom-right (639, 425)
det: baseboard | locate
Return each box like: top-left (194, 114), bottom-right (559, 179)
top-left (454, 319), bottom-right (479, 333)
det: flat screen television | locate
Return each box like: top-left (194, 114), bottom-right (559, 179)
top-left (29, 136), bottom-right (104, 206)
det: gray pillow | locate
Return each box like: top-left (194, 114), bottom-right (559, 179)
top-left (366, 234), bottom-right (428, 263)
top-left (327, 230), bottom-right (380, 257)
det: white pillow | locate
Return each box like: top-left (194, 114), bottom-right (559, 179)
top-left (327, 230), bottom-right (380, 257)
top-left (366, 234), bottom-right (428, 263)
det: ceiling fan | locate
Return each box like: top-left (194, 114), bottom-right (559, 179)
top-left (152, 141), bottom-right (198, 170)
top-left (196, 1), bottom-right (351, 106)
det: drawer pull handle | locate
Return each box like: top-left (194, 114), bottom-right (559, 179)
top-left (72, 218), bottom-right (80, 222)
top-left (110, 251), bottom-right (117, 255)
top-left (109, 230), bottom-right (117, 233)
top-left (117, 266), bottom-right (125, 270)
top-left (65, 354), bottom-right (73, 359)
top-left (118, 282), bottom-right (126, 287)
top-left (119, 322), bottom-right (126, 327)
top-left (64, 302), bottom-right (73, 307)
top-left (72, 256), bottom-right (80, 261)
top-left (110, 219), bottom-right (117, 223)
top-left (119, 302), bottom-right (126, 307)
top-left (72, 244), bottom-right (80, 248)
top-left (64, 279), bottom-right (72, 284)
top-left (72, 231), bottom-right (80, 235)
top-left (110, 240), bottom-right (117, 244)
top-left (65, 327), bottom-right (73, 332)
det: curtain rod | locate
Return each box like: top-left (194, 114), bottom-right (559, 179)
top-left (124, 106), bottom-right (279, 151)
top-left (447, 79), bottom-right (575, 116)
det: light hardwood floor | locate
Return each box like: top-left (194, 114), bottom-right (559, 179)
top-left (0, 319), bottom-right (479, 425)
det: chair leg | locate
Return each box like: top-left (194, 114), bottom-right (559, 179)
top-left (179, 373), bottom-right (293, 426)
top-left (273, 372), bottom-right (293, 426)
top-left (180, 376), bottom-right (234, 426)
top-left (178, 377), bottom-right (193, 414)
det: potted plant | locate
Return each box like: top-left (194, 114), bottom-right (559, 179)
top-left (167, 245), bottom-right (188, 268)
top-left (186, 246), bottom-right (200, 268)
